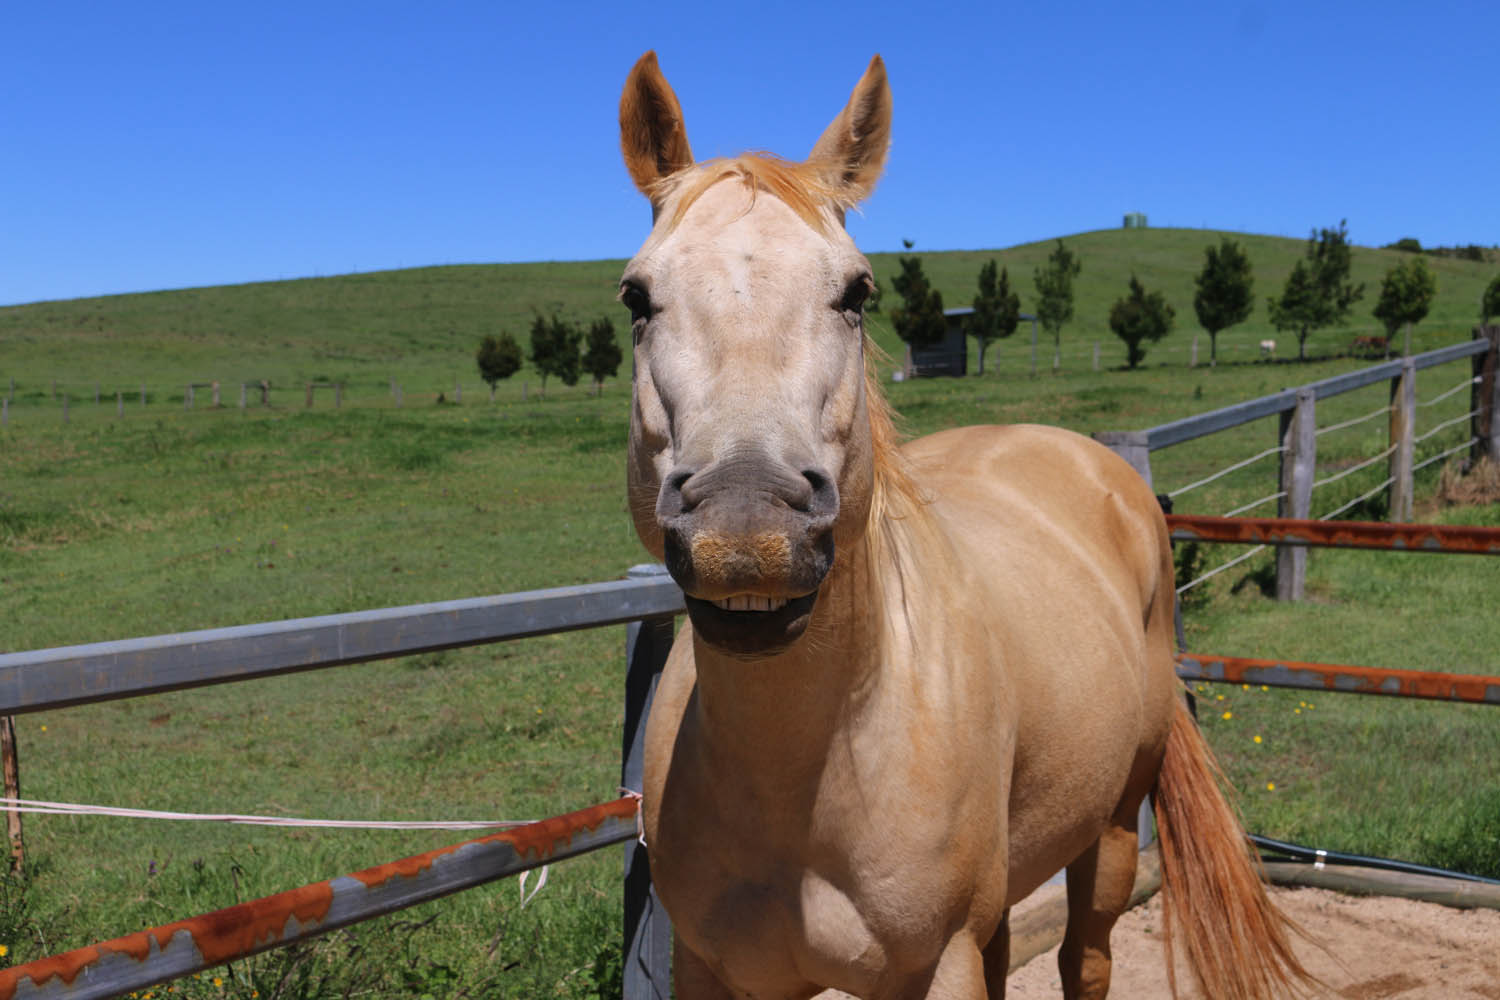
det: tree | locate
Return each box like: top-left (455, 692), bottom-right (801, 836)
top-left (1193, 238), bottom-right (1254, 366)
top-left (1033, 240), bottom-right (1081, 372)
top-left (888, 256), bottom-right (946, 348)
top-left (475, 332), bottom-right (523, 398)
top-left (528, 313), bottom-right (582, 396)
top-left (965, 260), bottom-right (1020, 376)
top-left (582, 317), bottom-right (623, 391)
top-left (1109, 276), bottom-right (1176, 369)
top-left (1372, 256), bottom-right (1437, 357)
top-left (1267, 220), bottom-right (1365, 360)
top-left (1482, 274), bottom-right (1500, 326)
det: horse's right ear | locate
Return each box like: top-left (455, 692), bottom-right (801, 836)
top-left (620, 51), bottom-right (695, 204)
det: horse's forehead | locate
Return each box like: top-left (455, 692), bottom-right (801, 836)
top-left (640, 182), bottom-right (853, 285)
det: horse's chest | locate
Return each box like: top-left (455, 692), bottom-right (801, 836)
top-left (665, 852), bottom-right (949, 997)
top-left (653, 791), bottom-right (983, 995)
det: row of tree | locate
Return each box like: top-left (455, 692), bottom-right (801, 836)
top-left (475, 314), bottom-right (623, 396)
top-left (889, 225), bottom-right (1500, 372)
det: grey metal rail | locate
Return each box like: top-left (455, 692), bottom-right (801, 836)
top-left (1145, 339), bottom-right (1488, 450)
top-left (0, 574), bottom-right (686, 717)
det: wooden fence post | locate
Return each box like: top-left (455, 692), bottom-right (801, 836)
top-left (63, 394), bottom-right (69, 423)
top-left (185, 385), bottom-right (192, 410)
top-left (335, 384), bottom-right (343, 409)
top-left (1388, 358), bottom-right (1416, 522)
top-left (140, 384), bottom-right (146, 407)
top-left (622, 565), bottom-right (674, 999)
top-left (2, 715), bottom-right (21, 872)
top-left (305, 383), bottom-right (314, 408)
top-left (95, 383), bottom-right (100, 405)
top-left (212, 382), bottom-right (221, 408)
top-left (116, 390), bottom-right (123, 418)
top-left (455, 383), bottom-right (462, 405)
top-left (1277, 388), bottom-right (1316, 600)
top-left (395, 384), bottom-right (402, 408)
top-left (240, 383), bottom-right (247, 410)
top-left (1474, 325), bottom-right (1500, 466)
top-left (1092, 431), bottom-right (1154, 490)
top-left (1093, 342), bottom-right (1101, 371)
top-left (2, 398), bottom-right (8, 428)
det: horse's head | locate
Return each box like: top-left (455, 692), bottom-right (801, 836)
top-left (618, 51), bottom-right (892, 659)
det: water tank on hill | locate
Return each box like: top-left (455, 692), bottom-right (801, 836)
top-left (1123, 212), bottom-right (1148, 229)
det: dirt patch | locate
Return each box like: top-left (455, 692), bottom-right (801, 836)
top-left (1004, 886), bottom-right (1500, 998)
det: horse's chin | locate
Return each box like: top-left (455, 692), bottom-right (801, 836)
top-left (683, 590), bottom-right (818, 659)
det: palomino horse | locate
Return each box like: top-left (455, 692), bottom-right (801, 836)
top-left (618, 52), bottom-right (1313, 999)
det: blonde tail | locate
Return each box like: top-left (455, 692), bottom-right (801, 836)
top-left (1153, 698), bottom-right (1319, 999)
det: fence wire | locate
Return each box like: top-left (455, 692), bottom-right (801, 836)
top-left (1166, 445), bottom-right (1285, 500)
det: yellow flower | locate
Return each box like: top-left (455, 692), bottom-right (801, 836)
top-left (1266, 782), bottom-right (1276, 791)
top-left (1216, 694), bottom-right (1225, 702)
top-left (1253, 735), bottom-right (1262, 744)
top-left (213, 977), bottom-right (223, 988)
top-left (1260, 685), bottom-right (1269, 692)
top-left (1221, 711), bottom-right (1233, 720)
top-left (1294, 708), bottom-right (1302, 715)
top-left (1241, 684), bottom-right (1250, 691)
top-left (39, 725), bottom-right (46, 733)
top-left (0, 943), bottom-right (9, 957)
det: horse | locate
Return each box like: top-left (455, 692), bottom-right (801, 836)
top-left (617, 51), bottom-right (1315, 999)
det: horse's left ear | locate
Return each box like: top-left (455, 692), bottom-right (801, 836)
top-left (808, 54), bottom-right (891, 204)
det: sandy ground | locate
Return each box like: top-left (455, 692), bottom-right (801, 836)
top-left (1003, 885), bottom-right (1500, 998)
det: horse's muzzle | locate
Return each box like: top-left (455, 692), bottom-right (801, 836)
top-left (656, 450), bottom-right (838, 657)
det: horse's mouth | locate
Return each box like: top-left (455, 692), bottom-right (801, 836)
top-left (683, 590), bottom-right (818, 658)
top-left (710, 594), bottom-right (788, 613)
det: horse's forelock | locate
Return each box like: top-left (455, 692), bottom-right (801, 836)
top-left (649, 153), bottom-right (856, 237)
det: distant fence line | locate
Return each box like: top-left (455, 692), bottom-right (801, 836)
top-left (0, 375), bottom-right (624, 426)
top-left (1095, 326), bottom-right (1500, 600)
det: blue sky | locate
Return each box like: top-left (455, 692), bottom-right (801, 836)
top-left (3, 1), bottom-right (1496, 306)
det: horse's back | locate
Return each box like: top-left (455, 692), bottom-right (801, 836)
top-left (901, 424), bottom-right (1180, 897)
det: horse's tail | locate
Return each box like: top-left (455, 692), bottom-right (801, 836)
top-left (1152, 697), bottom-right (1318, 1000)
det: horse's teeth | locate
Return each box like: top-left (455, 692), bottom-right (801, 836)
top-left (712, 595), bottom-right (787, 613)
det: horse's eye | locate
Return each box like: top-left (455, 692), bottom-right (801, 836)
top-left (619, 282), bottom-right (652, 325)
top-left (838, 274), bottom-right (873, 319)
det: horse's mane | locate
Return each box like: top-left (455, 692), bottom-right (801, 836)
top-left (649, 153), bottom-right (857, 237)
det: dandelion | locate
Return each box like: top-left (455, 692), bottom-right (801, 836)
top-left (1253, 735), bottom-right (1262, 744)
top-left (213, 976), bottom-right (224, 988)
top-left (1241, 683), bottom-right (1250, 691)
top-left (1294, 708), bottom-right (1302, 715)
top-left (1216, 694), bottom-right (1225, 702)
top-left (1221, 711), bottom-right (1233, 720)
top-left (1266, 782), bottom-right (1276, 792)
top-left (0, 943), bottom-right (9, 958)
top-left (1260, 685), bottom-right (1269, 692)
top-left (39, 725), bottom-right (46, 733)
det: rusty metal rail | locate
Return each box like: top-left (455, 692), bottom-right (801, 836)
top-left (1179, 653), bottom-right (1500, 706)
top-left (0, 797), bottom-right (640, 1000)
top-left (1166, 514), bottom-right (1500, 555)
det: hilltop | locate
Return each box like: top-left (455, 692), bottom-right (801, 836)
top-left (1, 228), bottom-right (1494, 396)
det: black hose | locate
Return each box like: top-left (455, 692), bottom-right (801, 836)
top-left (1250, 833), bottom-right (1500, 886)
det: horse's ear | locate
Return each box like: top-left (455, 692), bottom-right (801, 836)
top-left (620, 51), bottom-right (695, 204)
top-left (809, 54), bottom-right (891, 204)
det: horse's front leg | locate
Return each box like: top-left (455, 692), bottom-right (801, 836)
top-left (672, 934), bottom-right (741, 1000)
top-left (884, 932), bottom-right (990, 1000)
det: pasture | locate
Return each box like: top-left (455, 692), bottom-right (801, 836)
top-left (2, 239), bottom-right (1498, 997)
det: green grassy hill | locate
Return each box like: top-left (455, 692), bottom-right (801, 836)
top-left (2, 228), bottom-right (1494, 401)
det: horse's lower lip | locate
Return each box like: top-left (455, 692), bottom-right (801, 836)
top-left (683, 591), bottom-right (818, 657)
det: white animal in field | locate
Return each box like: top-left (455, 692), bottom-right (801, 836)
top-left (1259, 339), bottom-right (1276, 357)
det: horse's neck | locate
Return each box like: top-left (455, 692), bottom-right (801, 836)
top-left (688, 522), bottom-right (901, 779)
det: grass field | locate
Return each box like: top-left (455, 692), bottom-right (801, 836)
top-left (2, 232), bottom-right (1498, 998)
